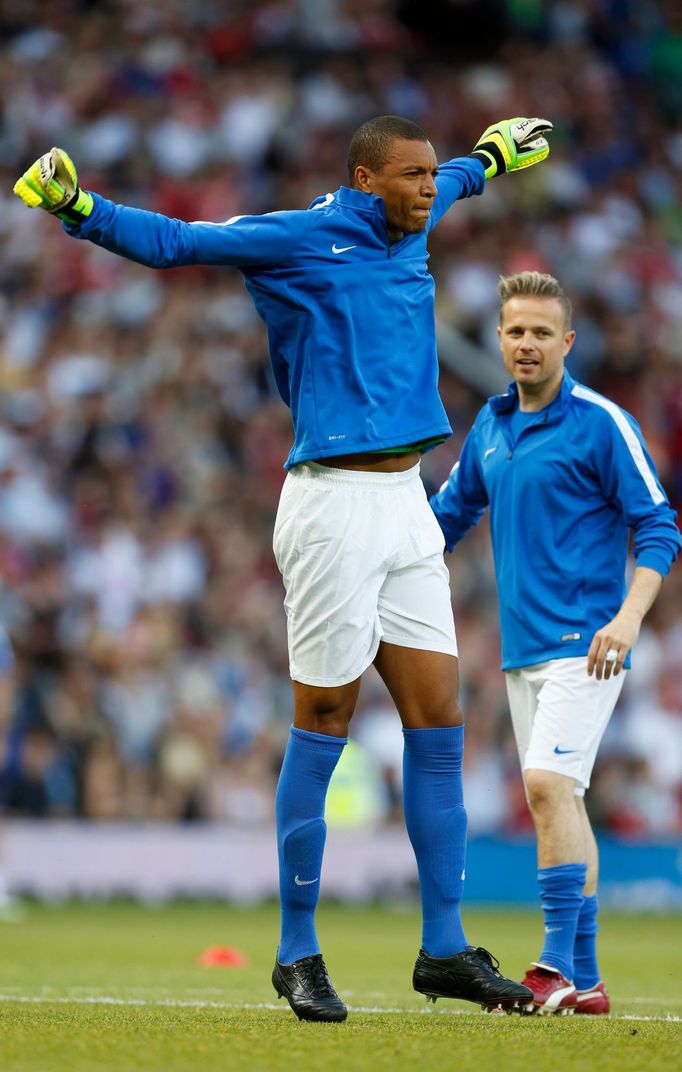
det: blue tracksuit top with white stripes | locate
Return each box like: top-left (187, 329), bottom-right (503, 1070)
top-left (430, 371), bottom-right (681, 670)
top-left (64, 157), bottom-right (486, 468)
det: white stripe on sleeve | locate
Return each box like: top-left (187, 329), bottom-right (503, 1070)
top-left (571, 384), bottom-right (664, 504)
top-left (311, 193), bottom-right (335, 210)
top-left (189, 215), bottom-right (247, 226)
top-left (439, 460), bottom-right (459, 493)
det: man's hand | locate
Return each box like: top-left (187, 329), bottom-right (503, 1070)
top-left (13, 147), bottom-right (93, 222)
top-left (587, 610), bottom-right (641, 681)
top-left (471, 118), bottom-right (553, 179)
top-left (587, 566), bottom-right (663, 680)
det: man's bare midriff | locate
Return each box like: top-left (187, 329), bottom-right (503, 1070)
top-left (316, 450), bottom-right (421, 472)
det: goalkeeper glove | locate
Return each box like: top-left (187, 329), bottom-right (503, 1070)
top-left (13, 147), bottom-right (93, 222)
top-left (471, 117), bottom-right (553, 179)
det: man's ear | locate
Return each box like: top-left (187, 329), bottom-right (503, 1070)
top-left (353, 165), bottom-right (374, 192)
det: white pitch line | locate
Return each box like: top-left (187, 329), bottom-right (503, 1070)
top-left (0, 994), bottom-right (679, 1022)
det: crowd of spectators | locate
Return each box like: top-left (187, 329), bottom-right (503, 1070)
top-left (0, 0), bottom-right (680, 835)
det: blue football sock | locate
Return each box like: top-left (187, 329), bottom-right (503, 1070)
top-left (537, 863), bottom-right (587, 980)
top-left (403, 725), bottom-right (468, 957)
top-left (275, 726), bottom-right (346, 965)
top-left (573, 894), bottom-right (601, 990)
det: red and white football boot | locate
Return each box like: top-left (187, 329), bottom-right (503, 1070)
top-left (575, 981), bottom-right (610, 1015)
top-left (521, 962), bottom-right (577, 1015)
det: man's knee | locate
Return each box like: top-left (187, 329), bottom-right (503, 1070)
top-left (292, 679), bottom-right (360, 736)
top-left (425, 697), bottom-right (464, 729)
top-left (525, 768), bottom-right (576, 813)
top-left (397, 692), bottom-right (463, 729)
top-left (374, 646), bottom-right (463, 728)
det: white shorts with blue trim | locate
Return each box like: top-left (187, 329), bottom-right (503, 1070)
top-left (273, 461), bottom-right (457, 687)
top-left (505, 656), bottom-right (626, 796)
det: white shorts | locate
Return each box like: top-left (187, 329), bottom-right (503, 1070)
top-left (505, 657), bottom-right (626, 796)
top-left (273, 461), bottom-right (457, 687)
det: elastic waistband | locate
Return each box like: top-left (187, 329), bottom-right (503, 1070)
top-left (292, 460), bottom-right (422, 486)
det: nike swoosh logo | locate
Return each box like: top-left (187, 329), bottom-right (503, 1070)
top-left (553, 746), bottom-right (577, 755)
top-left (484, 447), bottom-right (497, 459)
top-left (332, 243), bottom-right (357, 254)
top-left (294, 875), bottom-right (319, 886)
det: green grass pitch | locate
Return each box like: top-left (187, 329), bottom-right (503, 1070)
top-left (0, 901), bottom-right (680, 1071)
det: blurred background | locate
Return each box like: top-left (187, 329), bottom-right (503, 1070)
top-left (0, 0), bottom-right (680, 905)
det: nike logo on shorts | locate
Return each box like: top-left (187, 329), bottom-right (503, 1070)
top-left (554, 746), bottom-right (577, 755)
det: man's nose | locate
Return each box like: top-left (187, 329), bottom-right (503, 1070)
top-left (421, 176), bottom-right (437, 197)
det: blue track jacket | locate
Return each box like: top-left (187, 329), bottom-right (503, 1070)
top-left (64, 157), bottom-right (486, 468)
top-left (430, 371), bottom-right (681, 670)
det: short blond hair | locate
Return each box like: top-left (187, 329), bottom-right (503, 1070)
top-left (498, 271), bottom-right (572, 329)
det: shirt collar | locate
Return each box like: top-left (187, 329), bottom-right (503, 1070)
top-left (308, 185), bottom-right (387, 222)
top-left (489, 369), bottom-right (576, 416)
top-left (334, 186), bottom-right (387, 217)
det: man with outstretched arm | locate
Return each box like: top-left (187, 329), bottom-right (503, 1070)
top-left (14, 118), bottom-right (553, 1021)
top-left (431, 271), bottom-right (681, 1015)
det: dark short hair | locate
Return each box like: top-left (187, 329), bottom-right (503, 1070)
top-left (347, 115), bottom-right (429, 184)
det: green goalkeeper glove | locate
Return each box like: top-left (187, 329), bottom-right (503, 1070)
top-left (471, 117), bottom-right (553, 179)
top-left (13, 147), bottom-right (93, 222)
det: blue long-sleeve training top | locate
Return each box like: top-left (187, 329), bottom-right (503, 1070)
top-left (64, 157), bottom-right (486, 468)
top-left (430, 371), bottom-right (681, 670)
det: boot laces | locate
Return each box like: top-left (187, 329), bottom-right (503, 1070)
top-left (298, 955), bottom-right (335, 996)
top-left (471, 946), bottom-right (502, 977)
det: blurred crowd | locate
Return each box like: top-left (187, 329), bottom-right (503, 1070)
top-left (0, 0), bottom-right (680, 835)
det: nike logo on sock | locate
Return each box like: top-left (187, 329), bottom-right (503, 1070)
top-left (294, 875), bottom-right (319, 886)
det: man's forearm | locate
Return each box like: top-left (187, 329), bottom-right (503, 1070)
top-left (587, 565), bottom-right (665, 678)
top-left (618, 565), bottom-right (663, 623)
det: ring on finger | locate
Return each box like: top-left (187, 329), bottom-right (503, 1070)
top-left (605, 648), bottom-right (618, 663)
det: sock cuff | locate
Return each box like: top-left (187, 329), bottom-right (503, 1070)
top-left (402, 724), bottom-right (464, 754)
top-left (538, 862), bottom-right (587, 889)
top-left (290, 725), bottom-right (347, 752)
top-left (578, 894), bottom-right (599, 920)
